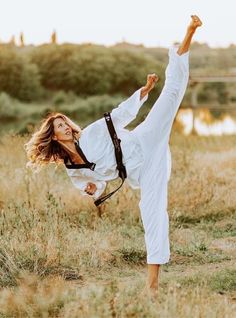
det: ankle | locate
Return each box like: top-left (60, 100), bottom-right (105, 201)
top-left (147, 276), bottom-right (158, 289)
top-left (187, 26), bottom-right (196, 35)
top-left (149, 281), bottom-right (158, 290)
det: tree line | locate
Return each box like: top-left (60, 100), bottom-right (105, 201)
top-left (0, 43), bottom-right (163, 102)
top-left (0, 41), bottom-right (235, 106)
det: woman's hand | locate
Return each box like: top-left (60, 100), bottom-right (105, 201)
top-left (140, 73), bottom-right (159, 100)
top-left (85, 182), bottom-right (97, 195)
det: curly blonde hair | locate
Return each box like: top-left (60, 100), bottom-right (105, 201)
top-left (24, 112), bottom-right (82, 170)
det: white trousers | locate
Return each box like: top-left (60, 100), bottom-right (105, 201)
top-left (131, 46), bottom-right (189, 264)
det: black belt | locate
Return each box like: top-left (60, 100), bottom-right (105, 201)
top-left (64, 112), bottom-right (127, 206)
top-left (94, 112), bottom-right (127, 206)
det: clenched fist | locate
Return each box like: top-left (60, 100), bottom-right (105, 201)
top-left (140, 73), bottom-right (159, 100)
top-left (146, 73), bottom-right (159, 91)
top-left (85, 182), bottom-right (97, 195)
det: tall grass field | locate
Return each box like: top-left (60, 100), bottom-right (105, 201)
top-left (0, 132), bottom-right (236, 317)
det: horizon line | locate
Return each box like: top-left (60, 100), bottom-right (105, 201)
top-left (0, 39), bottom-right (235, 50)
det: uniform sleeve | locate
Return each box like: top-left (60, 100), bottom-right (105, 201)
top-left (164, 45), bottom-right (190, 100)
top-left (70, 175), bottom-right (107, 200)
top-left (90, 180), bottom-right (107, 200)
top-left (111, 87), bottom-right (149, 128)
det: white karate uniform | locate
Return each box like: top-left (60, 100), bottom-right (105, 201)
top-left (66, 46), bottom-right (189, 264)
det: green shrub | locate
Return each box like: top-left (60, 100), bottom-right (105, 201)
top-left (209, 269), bottom-right (236, 293)
top-left (0, 46), bottom-right (43, 101)
top-left (30, 44), bottom-right (164, 96)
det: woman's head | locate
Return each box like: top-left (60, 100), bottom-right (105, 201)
top-left (25, 112), bottom-right (82, 170)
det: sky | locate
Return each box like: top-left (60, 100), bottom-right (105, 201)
top-left (0, 0), bottom-right (235, 48)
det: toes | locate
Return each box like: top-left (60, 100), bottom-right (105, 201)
top-left (193, 15), bottom-right (201, 22)
top-left (190, 14), bottom-right (202, 27)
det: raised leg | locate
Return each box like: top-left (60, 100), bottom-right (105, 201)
top-left (177, 15), bottom-right (203, 55)
top-left (132, 15), bottom-right (202, 155)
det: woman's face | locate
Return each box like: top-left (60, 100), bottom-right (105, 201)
top-left (53, 117), bottom-right (73, 141)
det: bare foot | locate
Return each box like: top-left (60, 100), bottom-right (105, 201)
top-left (188, 15), bottom-right (202, 33)
top-left (177, 15), bottom-right (203, 55)
top-left (141, 285), bottom-right (158, 302)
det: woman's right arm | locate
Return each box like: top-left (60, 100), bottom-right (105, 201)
top-left (84, 182), bottom-right (97, 195)
top-left (70, 176), bottom-right (107, 200)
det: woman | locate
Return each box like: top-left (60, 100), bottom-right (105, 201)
top-left (25, 15), bottom-right (202, 294)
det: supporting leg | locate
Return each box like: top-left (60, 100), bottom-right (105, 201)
top-left (141, 264), bottom-right (161, 300)
top-left (139, 145), bottom-right (170, 294)
top-left (148, 264), bottom-right (160, 290)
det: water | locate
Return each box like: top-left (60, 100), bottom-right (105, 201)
top-left (177, 109), bottom-right (236, 136)
top-left (2, 108), bottom-right (236, 136)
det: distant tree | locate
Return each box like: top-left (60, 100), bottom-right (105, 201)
top-left (31, 44), bottom-right (78, 91)
top-left (51, 30), bottom-right (57, 44)
top-left (31, 44), bottom-right (164, 96)
top-left (0, 47), bottom-right (43, 101)
top-left (9, 35), bottom-right (16, 46)
top-left (198, 82), bottom-right (229, 105)
top-left (20, 32), bottom-right (25, 47)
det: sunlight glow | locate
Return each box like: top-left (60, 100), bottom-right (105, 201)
top-left (177, 109), bottom-right (236, 136)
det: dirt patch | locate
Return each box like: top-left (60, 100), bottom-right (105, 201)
top-left (209, 237), bottom-right (236, 256)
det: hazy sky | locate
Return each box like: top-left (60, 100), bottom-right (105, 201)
top-left (0, 0), bottom-right (235, 48)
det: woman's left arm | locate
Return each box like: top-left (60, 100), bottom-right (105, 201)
top-left (110, 88), bottom-right (149, 128)
top-left (140, 74), bottom-right (159, 100)
top-left (110, 74), bottom-right (158, 128)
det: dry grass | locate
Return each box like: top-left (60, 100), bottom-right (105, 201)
top-left (0, 132), bottom-right (236, 317)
